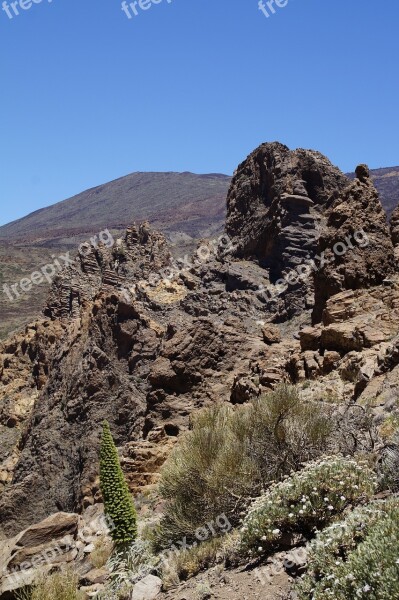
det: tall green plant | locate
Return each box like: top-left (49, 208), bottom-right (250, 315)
top-left (100, 421), bottom-right (137, 548)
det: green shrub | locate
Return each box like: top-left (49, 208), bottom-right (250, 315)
top-left (155, 385), bottom-right (333, 548)
top-left (239, 456), bottom-right (377, 558)
top-left (296, 500), bottom-right (399, 599)
top-left (100, 421), bottom-right (137, 548)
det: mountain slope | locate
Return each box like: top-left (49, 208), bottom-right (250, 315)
top-left (1, 167), bottom-right (398, 246)
top-left (0, 172), bottom-right (231, 246)
top-left (0, 142), bottom-right (398, 537)
top-left (0, 172), bottom-right (231, 339)
top-left (1, 144), bottom-right (399, 599)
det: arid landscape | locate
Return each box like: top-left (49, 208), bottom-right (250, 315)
top-left (0, 142), bottom-right (399, 599)
top-left (2, 1), bottom-right (398, 598)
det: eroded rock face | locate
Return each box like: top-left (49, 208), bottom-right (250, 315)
top-left (225, 143), bottom-right (348, 320)
top-left (226, 143), bottom-right (395, 322)
top-left (0, 143), bottom-right (398, 540)
top-left (390, 205), bottom-right (399, 265)
top-left (312, 165), bottom-right (396, 321)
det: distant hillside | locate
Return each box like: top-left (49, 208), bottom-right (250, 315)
top-left (1, 167), bottom-right (397, 248)
top-left (365, 166), bottom-right (399, 215)
top-left (0, 172), bottom-right (231, 246)
top-left (0, 172), bottom-right (231, 340)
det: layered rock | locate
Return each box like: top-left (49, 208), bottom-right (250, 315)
top-left (225, 142), bottom-right (348, 319)
top-left (0, 506), bottom-right (112, 598)
top-left (225, 143), bottom-right (395, 322)
top-left (312, 164), bottom-right (396, 321)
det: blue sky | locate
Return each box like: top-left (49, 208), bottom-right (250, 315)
top-left (0, 0), bottom-right (398, 226)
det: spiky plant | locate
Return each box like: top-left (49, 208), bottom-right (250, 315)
top-left (99, 420), bottom-right (137, 549)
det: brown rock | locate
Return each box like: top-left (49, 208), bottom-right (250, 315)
top-left (313, 167), bottom-right (395, 322)
top-left (262, 325), bottom-right (281, 345)
top-left (323, 351), bottom-right (341, 374)
top-left (79, 567), bottom-right (109, 586)
top-left (299, 326), bottom-right (321, 351)
top-left (17, 513), bottom-right (79, 548)
top-left (1, 144), bottom-right (398, 539)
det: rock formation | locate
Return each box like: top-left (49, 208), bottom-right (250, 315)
top-left (0, 142), bottom-right (398, 555)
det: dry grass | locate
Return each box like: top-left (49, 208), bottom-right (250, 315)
top-left (90, 535), bottom-right (114, 568)
top-left (161, 532), bottom-right (239, 590)
top-left (16, 568), bottom-right (81, 600)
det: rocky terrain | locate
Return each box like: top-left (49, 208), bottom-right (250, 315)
top-left (0, 142), bottom-right (399, 598)
top-left (0, 165), bottom-right (398, 341)
top-left (0, 172), bottom-right (230, 340)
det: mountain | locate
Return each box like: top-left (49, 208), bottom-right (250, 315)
top-left (0, 172), bottom-right (231, 246)
top-left (0, 172), bottom-right (231, 339)
top-left (1, 143), bottom-right (399, 598)
top-left (1, 166), bottom-right (398, 247)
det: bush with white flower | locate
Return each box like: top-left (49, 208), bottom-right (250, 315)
top-left (296, 500), bottom-right (399, 599)
top-left (239, 456), bottom-right (376, 557)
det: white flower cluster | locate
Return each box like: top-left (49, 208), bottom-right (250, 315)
top-left (296, 499), bottom-right (399, 599)
top-left (239, 456), bottom-right (376, 557)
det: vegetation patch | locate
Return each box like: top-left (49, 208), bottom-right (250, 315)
top-left (296, 500), bottom-right (399, 599)
top-left (239, 456), bottom-right (376, 558)
top-left (154, 385), bottom-right (334, 548)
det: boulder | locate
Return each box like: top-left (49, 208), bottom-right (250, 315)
top-left (131, 574), bottom-right (162, 600)
top-left (17, 512), bottom-right (79, 548)
top-left (299, 326), bottom-right (321, 351)
top-left (79, 567), bottom-right (109, 586)
top-left (262, 324), bottom-right (281, 345)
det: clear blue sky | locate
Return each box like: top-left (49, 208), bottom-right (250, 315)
top-left (1, 0), bottom-right (398, 226)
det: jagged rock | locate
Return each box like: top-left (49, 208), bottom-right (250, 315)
top-left (391, 206), bottom-right (399, 246)
top-left (0, 506), bottom-right (113, 598)
top-left (355, 163), bottom-right (370, 182)
top-left (225, 143), bottom-right (349, 320)
top-left (299, 326), bottom-right (321, 351)
top-left (322, 351), bottom-right (341, 374)
top-left (16, 512), bottom-right (79, 548)
top-left (313, 165), bottom-right (395, 321)
top-left (302, 351), bottom-right (322, 379)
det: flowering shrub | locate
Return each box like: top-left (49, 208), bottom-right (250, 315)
top-left (296, 500), bottom-right (399, 599)
top-left (239, 457), bottom-right (376, 558)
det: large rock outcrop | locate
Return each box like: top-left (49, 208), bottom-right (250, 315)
top-left (312, 163), bottom-right (396, 321)
top-left (226, 143), bottom-right (395, 321)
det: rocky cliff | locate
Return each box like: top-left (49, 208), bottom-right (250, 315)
top-left (0, 142), bottom-right (398, 546)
